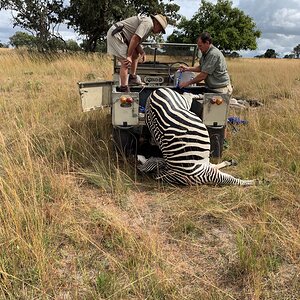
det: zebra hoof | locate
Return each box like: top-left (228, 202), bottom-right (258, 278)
top-left (228, 159), bottom-right (238, 166)
top-left (251, 178), bottom-right (270, 186)
top-left (260, 178), bottom-right (271, 185)
top-left (137, 155), bottom-right (147, 164)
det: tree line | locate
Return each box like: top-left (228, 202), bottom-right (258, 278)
top-left (1, 0), bottom-right (297, 58)
top-left (0, 0), bottom-right (180, 52)
top-left (254, 46), bottom-right (300, 59)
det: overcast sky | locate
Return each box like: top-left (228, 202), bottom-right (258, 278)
top-left (1, 0), bottom-right (300, 57)
top-left (171, 0), bottom-right (300, 57)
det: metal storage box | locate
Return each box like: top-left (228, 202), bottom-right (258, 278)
top-left (78, 81), bottom-right (113, 112)
top-left (112, 92), bottom-right (139, 126)
top-left (190, 93), bottom-right (229, 158)
top-left (202, 93), bottom-right (230, 126)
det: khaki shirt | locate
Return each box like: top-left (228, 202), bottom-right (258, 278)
top-left (118, 16), bottom-right (153, 43)
top-left (200, 45), bottom-right (230, 89)
top-left (107, 15), bottom-right (153, 59)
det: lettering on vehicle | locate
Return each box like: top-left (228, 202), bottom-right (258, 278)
top-left (144, 76), bottom-right (164, 84)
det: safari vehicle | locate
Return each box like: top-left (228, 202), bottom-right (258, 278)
top-left (78, 43), bottom-right (230, 158)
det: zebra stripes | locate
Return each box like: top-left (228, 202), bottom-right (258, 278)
top-left (141, 87), bottom-right (256, 186)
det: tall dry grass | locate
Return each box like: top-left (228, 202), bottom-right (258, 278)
top-left (0, 48), bottom-right (299, 299)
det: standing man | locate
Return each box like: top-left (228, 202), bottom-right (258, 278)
top-left (107, 14), bottom-right (168, 92)
top-left (179, 32), bottom-right (232, 95)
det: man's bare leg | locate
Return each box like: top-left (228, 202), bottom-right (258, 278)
top-left (119, 59), bottom-right (129, 86)
top-left (118, 59), bottom-right (130, 92)
top-left (130, 51), bottom-right (139, 76)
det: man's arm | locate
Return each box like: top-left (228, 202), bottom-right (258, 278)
top-left (179, 71), bottom-right (208, 88)
top-left (136, 44), bottom-right (146, 62)
top-left (125, 34), bottom-right (141, 66)
top-left (179, 65), bottom-right (201, 73)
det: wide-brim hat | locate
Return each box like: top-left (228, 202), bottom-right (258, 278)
top-left (151, 14), bottom-right (167, 34)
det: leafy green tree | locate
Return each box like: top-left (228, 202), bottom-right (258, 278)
top-left (0, 0), bottom-right (65, 52)
top-left (79, 39), bottom-right (106, 52)
top-left (254, 54), bottom-right (264, 58)
top-left (66, 39), bottom-right (82, 52)
top-left (293, 44), bottom-right (300, 58)
top-left (9, 31), bottom-right (37, 49)
top-left (168, 0), bottom-right (261, 52)
top-left (0, 41), bottom-right (9, 48)
top-left (48, 36), bottom-right (67, 51)
top-left (284, 54), bottom-right (295, 59)
top-left (264, 48), bottom-right (277, 58)
top-left (228, 51), bottom-right (241, 58)
top-left (9, 31), bottom-right (69, 52)
top-left (65, 0), bottom-right (180, 52)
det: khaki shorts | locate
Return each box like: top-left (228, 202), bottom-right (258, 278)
top-left (107, 26), bottom-right (128, 59)
top-left (209, 83), bottom-right (233, 96)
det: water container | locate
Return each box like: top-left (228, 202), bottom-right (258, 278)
top-left (173, 70), bottom-right (195, 87)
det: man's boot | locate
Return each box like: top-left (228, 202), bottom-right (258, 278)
top-left (116, 85), bottom-right (130, 92)
top-left (128, 74), bottom-right (145, 86)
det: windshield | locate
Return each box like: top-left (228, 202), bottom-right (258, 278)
top-left (142, 43), bottom-right (198, 66)
top-left (113, 43), bottom-right (199, 69)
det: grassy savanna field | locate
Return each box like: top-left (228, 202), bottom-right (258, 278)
top-left (0, 48), bottom-right (299, 299)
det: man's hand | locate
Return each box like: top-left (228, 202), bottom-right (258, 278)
top-left (124, 56), bottom-right (132, 67)
top-left (179, 81), bottom-right (190, 89)
top-left (139, 52), bottom-right (146, 63)
top-left (178, 65), bottom-right (190, 72)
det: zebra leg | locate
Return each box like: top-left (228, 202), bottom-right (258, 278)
top-left (137, 156), bottom-right (166, 173)
top-left (137, 155), bottom-right (147, 164)
top-left (196, 164), bottom-right (257, 186)
top-left (211, 159), bottom-right (238, 170)
top-left (213, 168), bottom-right (256, 186)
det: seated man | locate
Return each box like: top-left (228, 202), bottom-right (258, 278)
top-left (107, 14), bottom-right (167, 92)
top-left (179, 32), bottom-right (233, 96)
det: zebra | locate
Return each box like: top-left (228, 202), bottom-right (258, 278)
top-left (138, 87), bottom-right (256, 186)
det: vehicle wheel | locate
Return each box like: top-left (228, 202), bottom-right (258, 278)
top-left (112, 128), bottom-right (137, 156)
